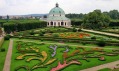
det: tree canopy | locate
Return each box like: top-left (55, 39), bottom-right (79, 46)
top-left (82, 10), bottom-right (110, 29)
top-left (66, 9), bottom-right (119, 20)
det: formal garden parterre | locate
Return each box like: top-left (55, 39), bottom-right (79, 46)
top-left (10, 40), bottom-right (119, 71)
top-left (0, 26), bottom-right (119, 71)
top-left (11, 27), bottom-right (119, 47)
top-left (0, 19), bottom-right (119, 71)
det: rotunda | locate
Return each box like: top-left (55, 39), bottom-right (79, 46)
top-left (47, 3), bottom-right (71, 27)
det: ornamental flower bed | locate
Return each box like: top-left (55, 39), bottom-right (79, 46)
top-left (13, 41), bottom-right (119, 71)
top-left (58, 32), bottom-right (90, 39)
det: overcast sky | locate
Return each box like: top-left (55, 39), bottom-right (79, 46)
top-left (0, 0), bottom-right (119, 15)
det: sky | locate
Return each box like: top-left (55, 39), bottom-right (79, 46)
top-left (0, 0), bottom-right (119, 15)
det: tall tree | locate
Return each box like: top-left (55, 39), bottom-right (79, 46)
top-left (109, 10), bottom-right (119, 20)
top-left (82, 9), bottom-right (110, 29)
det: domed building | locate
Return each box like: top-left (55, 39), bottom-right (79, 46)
top-left (47, 3), bottom-right (71, 27)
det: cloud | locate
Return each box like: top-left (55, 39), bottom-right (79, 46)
top-left (0, 0), bottom-right (6, 8)
top-left (0, 0), bottom-right (119, 15)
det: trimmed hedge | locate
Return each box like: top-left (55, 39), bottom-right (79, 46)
top-left (71, 19), bottom-right (82, 26)
top-left (97, 40), bottom-right (106, 47)
top-left (4, 35), bottom-right (11, 40)
top-left (1, 48), bottom-right (5, 52)
top-left (3, 20), bottom-right (47, 33)
top-left (109, 20), bottom-right (119, 27)
top-left (0, 37), bottom-right (4, 48)
top-left (13, 36), bottom-right (119, 46)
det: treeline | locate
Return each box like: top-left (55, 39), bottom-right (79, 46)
top-left (71, 19), bottom-right (82, 26)
top-left (66, 13), bottom-right (85, 19)
top-left (3, 20), bottom-right (47, 33)
top-left (71, 19), bottom-right (119, 27)
top-left (70, 10), bottom-right (119, 29)
top-left (66, 9), bottom-right (119, 20)
top-left (0, 20), bottom-right (7, 27)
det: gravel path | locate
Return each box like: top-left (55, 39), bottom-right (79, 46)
top-left (80, 60), bottom-right (119, 71)
top-left (0, 37), bottom-right (2, 40)
top-left (3, 40), bottom-right (13, 71)
top-left (82, 29), bottom-right (119, 38)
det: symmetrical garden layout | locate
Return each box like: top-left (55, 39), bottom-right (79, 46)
top-left (10, 40), bottom-right (119, 71)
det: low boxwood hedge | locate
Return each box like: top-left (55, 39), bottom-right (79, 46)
top-left (12, 36), bottom-right (119, 46)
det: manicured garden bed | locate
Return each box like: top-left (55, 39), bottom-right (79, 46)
top-left (10, 39), bottom-right (119, 71)
top-left (12, 27), bottom-right (119, 46)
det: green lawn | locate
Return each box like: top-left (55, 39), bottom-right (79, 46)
top-left (10, 39), bottom-right (119, 71)
top-left (0, 40), bottom-right (10, 71)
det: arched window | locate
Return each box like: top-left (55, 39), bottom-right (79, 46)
top-left (48, 23), bottom-right (49, 25)
top-left (61, 22), bottom-right (64, 26)
top-left (65, 22), bottom-right (66, 26)
top-left (54, 22), bottom-right (56, 26)
top-left (58, 22), bottom-right (60, 26)
top-left (51, 21), bottom-right (53, 26)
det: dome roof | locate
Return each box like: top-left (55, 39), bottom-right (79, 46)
top-left (47, 3), bottom-right (70, 21)
top-left (49, 3), bottom-right (65, 15)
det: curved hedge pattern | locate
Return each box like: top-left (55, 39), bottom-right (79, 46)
top-left (14, 41), bottom-right (119, 71)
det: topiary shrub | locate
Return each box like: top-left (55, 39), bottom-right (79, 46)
top-left (53, 34), bottom-right (59, 38)
top-left (91, 36), bottom-right (96, 40)
top-left (29, 30), bottom-right (35, 35)
top-left (41, 31), bottom-right (46, 34)
top-left (40, 39), bottom-right (43, 41)
top-left (77, 28), bottom-right (82, 32)
top-left (39, 32), bottom-right (44, 36)
top-left (49, 31), bottom-right (53, 33)
top-left (1, 48), bottom-right (5, 52)
top-left (72, 28), bottom-right (77, 32)
top-left (18, 36), bottom-right (22, 39)
top-left (4, 35), bottom-right (11, 40)
top-left (97, 40), bottom-right (106, 47)
top-left (81, 42), bottom-right (86, 45)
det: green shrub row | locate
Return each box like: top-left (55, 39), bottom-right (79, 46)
top-left (3, 20), bottom-right (47, 33)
